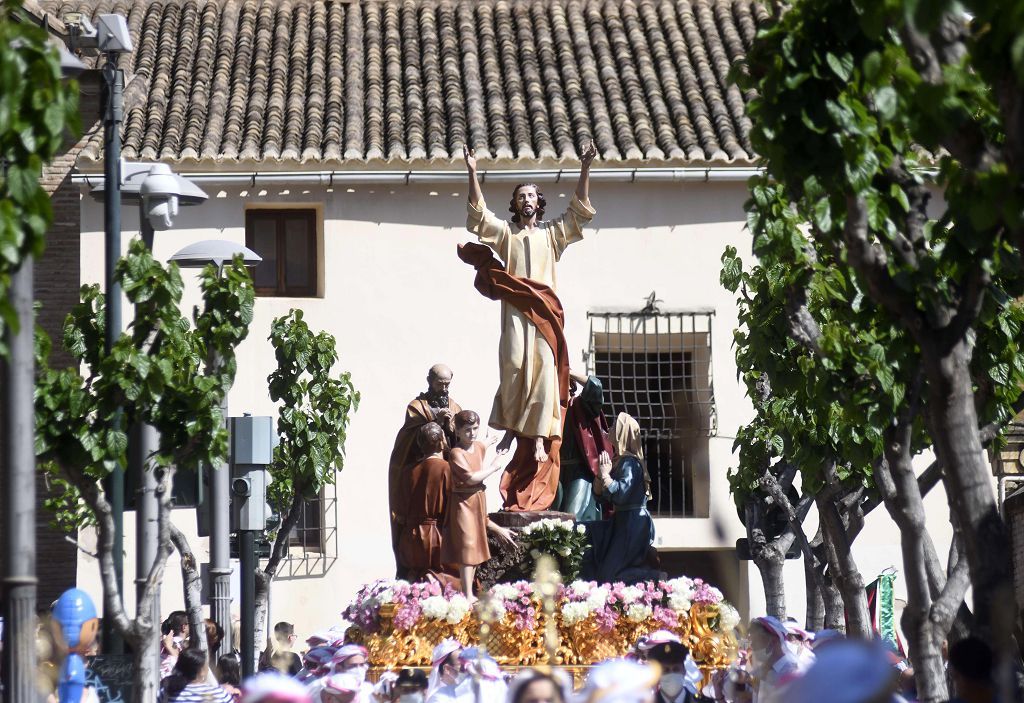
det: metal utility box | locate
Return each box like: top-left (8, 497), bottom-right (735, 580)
top-left (230, 415), bottom-right (276, 532)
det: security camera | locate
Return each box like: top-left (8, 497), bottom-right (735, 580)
top-left (96, 14), bottom-right (133, 54)
top-left (144, 194), bottom-right (179, 231)
top-left (140, 164), bottom-right (180, 231)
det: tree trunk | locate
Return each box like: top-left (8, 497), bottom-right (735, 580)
top-left (754, 555), bottom-right (787, 619)
top-left (922, 341), bottom-right (1015, 645)
top-left (170, 525), bottom-right (207, 653)
top-left (129, 622), bottom-right (162, 702)
top-left (821, 577), bottom-right (846, 631)
top-left (876, 432), bottom-right (951, 703)
top-left (804, 545), bottom-right (825, 631)
top-left (816, 493), bottom-right (871, 637)
top-left (254, 569), bottom-right (271, 669)
top-left (251, 488), bottom-right (306, 670)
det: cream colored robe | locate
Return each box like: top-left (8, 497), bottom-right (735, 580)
top-left (466, 194), bottom-right (596, 439)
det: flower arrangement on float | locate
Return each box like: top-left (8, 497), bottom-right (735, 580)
top-left (518, 519), bottom-right (589, 581)
top-left (342, 579), bottom-right (473, 666)
top-left (343, 576), bottom-right (738, 671)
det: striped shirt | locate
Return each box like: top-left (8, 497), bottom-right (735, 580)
top-left (158, 682), bottom-right (233, 703)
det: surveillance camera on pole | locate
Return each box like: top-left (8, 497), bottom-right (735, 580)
top-left (139, 164), bottom-right (182, 232)
top-left (65, 14), bottom-right (134, 55)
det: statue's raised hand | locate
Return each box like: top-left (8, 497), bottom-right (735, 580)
top-left (598, 451), bottom-right (612, 479)
top-left (580, 141), bottom-right (597, 167)
top-left (463, 144), bottom-right (477, 171)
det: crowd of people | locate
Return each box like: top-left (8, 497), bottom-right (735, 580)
top-left (157, 614), bottom-right (1003, 703)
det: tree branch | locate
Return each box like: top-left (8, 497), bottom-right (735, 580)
top-left (931, 533), bottom-right (970, 636)
top-left (761, 474), bottom-right (827, 596)
top-left (941, 260), bottom-right (991, 353)
top-left (170, 524), bottom-right (206, 652)
top-left (842, 195), bottom-right (930, 334)
top-left (785, 285), bottom-right (824, 356)
top-left (264, 485), bottom-right (307, 579)
top-left (139, 465), bottom-right (176, 632)
top-left (61, 461), bottom-right (133, 638)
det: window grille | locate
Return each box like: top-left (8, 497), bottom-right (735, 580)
top-left (262, 481), bottom-right (338, 578)
top-left (587, 310), bottom-right (716, 517)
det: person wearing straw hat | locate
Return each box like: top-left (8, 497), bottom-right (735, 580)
top-left (581, 413), bottom-right (661, 583)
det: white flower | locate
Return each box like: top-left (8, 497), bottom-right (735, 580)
top-left (620, 586), bottom-right (644, 604)
top-left (625, 604), bottom-right (652, 622)
top-left (576, 524), bottom-right (586, 534)
top-left (666, 577), bottom-right (695, 600)
top-left (447, 595), bottom-right (470, 623)
top-left (708, 587), bottom-right (724, 602)
top-left (558, 546), bottom-right (571, 557)
top-left (490, 584), bottom-right (519, 602)
top-left (421, 596), bottom-right (450, 620)
top-left (586, 587), bottom-right (609, 610)
top-left (568, 581), bottom-right (592, 598)
top-left (561, 601), bottom-right (593, 626)
top-left (718, 604), bottom-right (740, 632)
top-left (667, 592), bottom-right (692, 614)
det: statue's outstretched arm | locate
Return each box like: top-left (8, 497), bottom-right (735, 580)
top-left (464, 144), bottom-right (484, 208)
top-left (575, 141), bottom-right (597, 208)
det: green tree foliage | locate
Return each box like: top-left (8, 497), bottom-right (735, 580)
top-left (35, 239), bottom-right (254, 649)
top-left (253, 309), bottom-right (359, 646)
top-left (262, 308), bottom-right (359, 563)
top-left (265, 309), bottom-right (360, 519)
top-left (0, 0), bottom-right (79, 339)
top-left (728, 0), bottom-right (1024, 690)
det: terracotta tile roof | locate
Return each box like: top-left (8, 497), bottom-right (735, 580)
top-left (43, 0), bottom-right (767, 169)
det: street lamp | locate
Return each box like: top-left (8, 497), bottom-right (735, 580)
top-left (90, 162), bottom-right (209, 657)
top-left (67, 11), bottom-right (138, 656)
top-left (170, 240), bottom-right (260, 661)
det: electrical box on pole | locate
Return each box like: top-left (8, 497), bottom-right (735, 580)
top-left (229, 414), bottom-right (275, 677)
top-left (230, 415), bottom-right (275, 532)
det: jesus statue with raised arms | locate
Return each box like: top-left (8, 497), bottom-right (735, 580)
top-left (462, 142), bottom-right (597, 511)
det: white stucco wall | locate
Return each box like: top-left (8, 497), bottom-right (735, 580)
top-left (73, 177), bottom-right (955, 639)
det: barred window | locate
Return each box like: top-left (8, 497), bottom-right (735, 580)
top-left (587, 309), bottom-right (716, 518)
top-left (263, 482), bottom-right (338, 578)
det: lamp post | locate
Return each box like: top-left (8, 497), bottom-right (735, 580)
top-left (170, 240), bottom-right (261, 660)
top-left (1, 36), bottom-right (85, 702)
top-left (89, 162), bottom-right (208, 664)
top-left (88, 12), bottom-right (135, 656)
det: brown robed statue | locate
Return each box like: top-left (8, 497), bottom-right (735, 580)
top-left (460, 142), bottom-right (597, 512)
top-left (388, 364), bottom-right (462, 576)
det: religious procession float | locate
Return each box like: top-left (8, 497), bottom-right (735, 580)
top-left (345, 520), bottom-right (739, 686)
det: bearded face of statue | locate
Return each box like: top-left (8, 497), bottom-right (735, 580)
top-left (425, 368), bottom-right (452, 408)
top-left (508, 183), bottom-right (547, 224)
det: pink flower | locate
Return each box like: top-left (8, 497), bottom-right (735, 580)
top-left (594, 607), bottom-right (618, 633)
top-left (653, 606), bottom-right (678, 628)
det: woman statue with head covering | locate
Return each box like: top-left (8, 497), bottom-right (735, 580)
top-left (580, 413), bottom-right (662, 584)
